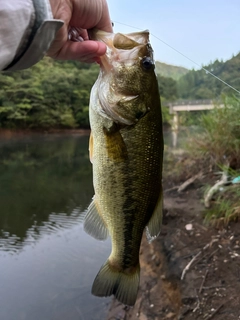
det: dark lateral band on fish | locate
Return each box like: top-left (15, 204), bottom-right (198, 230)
top-left (84, 29), bottom-right (163, 306)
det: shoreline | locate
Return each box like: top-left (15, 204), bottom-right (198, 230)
top-left (106, 177), bottom-right (240, 320)
top-left (0, 128), bottom-right (91, 139)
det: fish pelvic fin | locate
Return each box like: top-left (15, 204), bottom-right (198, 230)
top-left (84, 198), bottom-right (109, 240)
top-left (92, 260), bottom-right (140, 306)
top-left (146, 186), bottom-right (163, 243)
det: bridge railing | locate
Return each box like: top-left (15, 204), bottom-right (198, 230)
top-left (166, 99), bottom-right (215, 107)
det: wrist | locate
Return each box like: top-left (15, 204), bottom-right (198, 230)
top-left (4, 0), bottom-right (63, 70)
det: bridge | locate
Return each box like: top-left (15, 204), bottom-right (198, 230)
top-left (166, 100), bottom-right (223, 130)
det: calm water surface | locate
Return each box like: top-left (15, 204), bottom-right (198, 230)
top-left (0, 130), bottom-right (186, 320)
top-left (0, 133), bottom-right (111, 320)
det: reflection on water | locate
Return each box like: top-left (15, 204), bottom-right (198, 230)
top-left (0, 134), bottom-right (92, 250)
top-left (0, 133), bottom-right (111, 320)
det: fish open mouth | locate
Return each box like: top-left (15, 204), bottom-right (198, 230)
top-left (91, 30), bottom-right (151, 72)
top-left (112, 32), bottom-right (149, 49)
top-left (90, 29), bottom-right (149, 48)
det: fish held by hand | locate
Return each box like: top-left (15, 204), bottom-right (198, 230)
top-left (84, 29), bottom-right (164, 306)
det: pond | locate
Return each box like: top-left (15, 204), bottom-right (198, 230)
top-left (0, 133), bottom-right (111, 320)
top-left (0, 130), bottom-right (187, 320)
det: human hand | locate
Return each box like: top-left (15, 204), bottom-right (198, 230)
top-left (48, 0), bottom-right (113, 63)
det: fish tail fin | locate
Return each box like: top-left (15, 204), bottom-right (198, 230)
top-left (92, 260), bottom-right (140, 306)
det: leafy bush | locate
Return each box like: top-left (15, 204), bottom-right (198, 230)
top-left (188, 96), bottom-right (240, 169)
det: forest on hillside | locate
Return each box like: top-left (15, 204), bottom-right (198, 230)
top-left (0, 52), bottom-right (239, 129)
top-left (155, 61), bottom-right (188, 81)
top-left (177, 53), bottom-right (240, 99)
top-left (0, 59), bottom-right (99, 129)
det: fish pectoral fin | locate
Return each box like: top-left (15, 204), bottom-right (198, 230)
top-left (84, 198), bottom-right (109, 240)
top-left (146, 186), bottom-right (163, 243)
top-left (103, 126), bottom-right (128, 161)
top-left (92, 259), bottom-right (140, 306)
top-left (89, 132), bottom-right (93, 164)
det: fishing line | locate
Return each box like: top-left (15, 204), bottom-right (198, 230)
top-left (113, 21), bottom-right (240, 95)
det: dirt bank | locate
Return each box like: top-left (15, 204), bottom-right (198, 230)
top-left (107, 180), bottom-right (240, 320)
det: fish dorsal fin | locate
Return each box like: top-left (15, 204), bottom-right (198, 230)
top-left (89, 132), bottom-right (93, 164)
top-left (146, 187), bottom-right (163, 243)
top-left (84, 198), bottom-right (109, 240)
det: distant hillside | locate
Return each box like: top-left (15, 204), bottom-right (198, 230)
top-left (177, 52), bottom-right (240, 99)
top-left (155, 61), bottom-right (189, 81)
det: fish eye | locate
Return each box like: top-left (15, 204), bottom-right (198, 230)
top-left (141, 57), bottom-right (154, 70)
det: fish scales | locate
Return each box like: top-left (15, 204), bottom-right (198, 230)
top-left (84, 30), bottom-right (163, 306)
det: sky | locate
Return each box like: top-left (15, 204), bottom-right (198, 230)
top-left (107, 0), bottom-right (240, 70)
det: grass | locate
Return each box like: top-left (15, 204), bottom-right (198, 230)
top-left (186, 95), bottom-right (240, 169)
top-left (185, 95), bottom-right (240, 226)
top-left (204, 183), bottom-right (240, 227)
top-left (163, 95), bottom-right (240, 227)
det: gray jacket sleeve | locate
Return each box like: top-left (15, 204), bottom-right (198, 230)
top-left (0, 0), bottom-right (63, 71)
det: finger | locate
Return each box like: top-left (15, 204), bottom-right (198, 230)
top-left (70, 1), bottom-right (113, 33)
top-left (76, 28), bottom-right (89, 41)
top-left (52, 40), bottom-right (107, 61)
top-left (95, 1), bottom-right (113, 32)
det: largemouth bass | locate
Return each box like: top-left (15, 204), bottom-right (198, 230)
top-left (84, 30), bottom-right (163, 306)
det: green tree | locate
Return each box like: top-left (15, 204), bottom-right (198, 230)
top-left (0, 58), bottom-right (99, 129)
top-left (157, 75), bottom-right (178, 101)
top-left (177, 53), bottom-right (240, 99)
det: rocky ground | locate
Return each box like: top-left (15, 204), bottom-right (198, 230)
top-left (107, 178), bottom-right (240, 320)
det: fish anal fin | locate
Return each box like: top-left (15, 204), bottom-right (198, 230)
top-left (92, 260), bottom-right (140, 306)
top-left (89, 132), bottom-right (93, 164)
top-left (146, 186), bottom-right (163, 243)
top-left (84, 198), bottom-right (109, 240)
